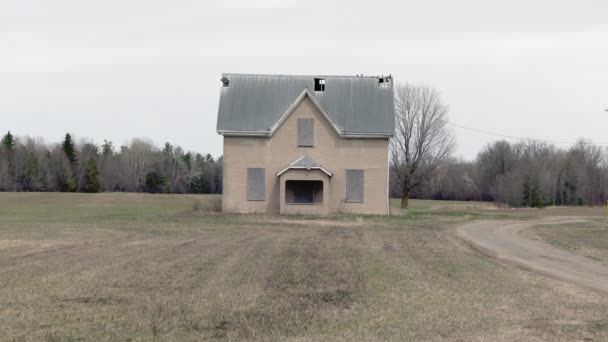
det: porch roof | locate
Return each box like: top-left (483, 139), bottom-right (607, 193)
top-left (277, 155), bottom-right (333, 177)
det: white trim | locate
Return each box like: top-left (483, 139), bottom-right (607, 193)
top-left (268, 89), bottom-right (344, 137)
top-left (386, 145), bottom-right (390, 215)
top-left (218, 130), bottom-right (270, 137)
top-left (277, 166), bottom-right (333, 177)
top-left (341, 133), bottom-right (393, 139)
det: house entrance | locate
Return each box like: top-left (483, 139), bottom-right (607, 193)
top-left (285, 180), bottom-right (324, 204)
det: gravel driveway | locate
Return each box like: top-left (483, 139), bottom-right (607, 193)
top-left (456, 219), bottom-right (608, 293)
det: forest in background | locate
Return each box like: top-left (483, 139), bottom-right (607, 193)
top-left (2, 131), bottom-right (607, 207)
top-left (392, 139), bottom-right (608, 207)
top-left (0, 132), bottom-right (222, 194)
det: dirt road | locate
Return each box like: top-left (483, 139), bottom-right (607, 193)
top-left (456, 219), bottom-right (608, 293)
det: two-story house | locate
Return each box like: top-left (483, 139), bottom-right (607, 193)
top-left (216, 73), bottom-right (395, 215)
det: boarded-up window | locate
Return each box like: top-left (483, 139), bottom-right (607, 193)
top-left (297, 118), bottom-right (314, 147)
top-left (247, 168), bottom-right (265, 201)
top-left (345, 169), bottom-right (364, 203)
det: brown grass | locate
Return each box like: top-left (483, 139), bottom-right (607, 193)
top-left (527, 218), bottom-right (608, 266)
top-left (0, 193), bottom-right (607, 340)
top-left (191, 195), bottom-right (222, 213)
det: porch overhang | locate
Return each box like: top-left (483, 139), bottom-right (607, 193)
top-left (277, 166), bottom-right (333, 177)
top-left (276, 155), bottom-right (333, 177)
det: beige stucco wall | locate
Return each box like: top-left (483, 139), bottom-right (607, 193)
top-left (222, 95), bottom-right (390, 215)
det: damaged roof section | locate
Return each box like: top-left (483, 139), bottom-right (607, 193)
top-left (216, 73), bottom-right (395, 137)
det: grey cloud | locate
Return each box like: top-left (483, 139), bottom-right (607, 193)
top-left (1, 0), bottom-right (607, 159)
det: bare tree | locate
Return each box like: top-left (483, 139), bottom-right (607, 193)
top-left (121, 138), bottom-right (156, 191)
top-left (391, 83), bottom-right (455, 208)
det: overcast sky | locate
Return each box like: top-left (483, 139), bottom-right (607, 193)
top-left (1, 0), bottom-right (607, 160)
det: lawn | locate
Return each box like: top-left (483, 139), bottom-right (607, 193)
top-left (0, 193), bottom-right (607, 341)
top-left (529, 218), bottom-right (608, 266)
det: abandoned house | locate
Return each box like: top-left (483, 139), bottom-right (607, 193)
top-left (216, 73), bottom-right (395, 215)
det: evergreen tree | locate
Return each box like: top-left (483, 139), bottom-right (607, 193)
top-left (101, 140), bottom-right (114, 157)
top-left (146, 171), bottom-right (167, 193)
top-left (58, 167), bottom-right (77, 192)
top-left (1, 131), bottom-right (17, 188)
top-left (61, 133), bottom-right (77, 165)
top-left (23, 152), bottom-right (40, 191)
top-left (530, 189), bottom-right (543, 208)
top-left (522, 179), bottom-right (531, 207)
top-left (522, 178), bottom-right (543, 208)
top-left (81, 158), bottom-right (101, 193)
top-left (193, 176), bottom-right (210, 194)
top-left (1, 131), bottom-right (16, 152)
top-left (145, 171), bottom-right (167, 193)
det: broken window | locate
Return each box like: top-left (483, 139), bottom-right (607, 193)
top-left (297, 118), bottom-right (314, 147)
top-left (345, 169), bottom-right (364, 203)
top-left (379, 76), bottom-right (391, 87)
top-left (314, 78), bottom-right (325, 92)
top-left (247, 168), bottom-right (265, 201)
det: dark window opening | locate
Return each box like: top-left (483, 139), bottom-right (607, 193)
top-left (379, 76), bottom-right (391, 87)
top-left (314, 78), bottom-right (325, 92)
top-left (285, 180), bottom-right (323, 204)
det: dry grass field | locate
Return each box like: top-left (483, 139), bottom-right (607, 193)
top-left (1, 193), bottom-right (607, 341)
top-left (528, 218), bottom-right (608, 267)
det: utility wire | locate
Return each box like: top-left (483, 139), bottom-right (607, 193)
top-left (440, 120), bottom-right (608, 146)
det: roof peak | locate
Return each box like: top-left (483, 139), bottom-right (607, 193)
top-left (290, 155), bottom-right (321, 167)
top-left (277, 155), bottom-right (333, 177)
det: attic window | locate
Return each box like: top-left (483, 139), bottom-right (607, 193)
top-left (314, 78), bottom-right (325, 92)
top-left (379, 76), bottom-right (391, 87)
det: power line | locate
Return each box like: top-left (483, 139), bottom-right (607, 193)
top-left (441, 120), bottom-right (608, 146)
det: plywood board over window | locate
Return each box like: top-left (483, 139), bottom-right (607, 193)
top-left (297, 118), bottom-right (314, 147)
top-left (247, 168), bottom-right (265, 201)
top-left (346, 169), bottom-right (364, 203)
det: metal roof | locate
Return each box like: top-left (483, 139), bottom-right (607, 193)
top-left (277, 155), bottom-right (333, 177)
top-left (216, 73), bottom-right (395, 137)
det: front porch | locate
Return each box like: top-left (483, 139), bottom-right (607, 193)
top-left (277, 156), bottom-right (332, 215)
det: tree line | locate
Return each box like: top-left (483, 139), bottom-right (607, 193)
top-left (4, 88), bottom-right (607, 209)
top-left (0, 132), bottom-right (222, 194)
top-left (395, 139), bottom-right (608, 207)
top-left (390, 83), bottom-right (608, 208)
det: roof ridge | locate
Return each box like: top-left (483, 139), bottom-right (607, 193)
top-left (222, 72), bottom-right (384, 79)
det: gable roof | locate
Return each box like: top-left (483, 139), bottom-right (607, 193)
top-left (216, 73), bottom-right (395, 138)
top-left (277, 155), bottom-right (333, 177)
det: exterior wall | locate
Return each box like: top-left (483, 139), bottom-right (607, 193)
top-left (222, 96), bottom-right (390, 215)
top-left (280, 169), bottom-right (329, 215)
